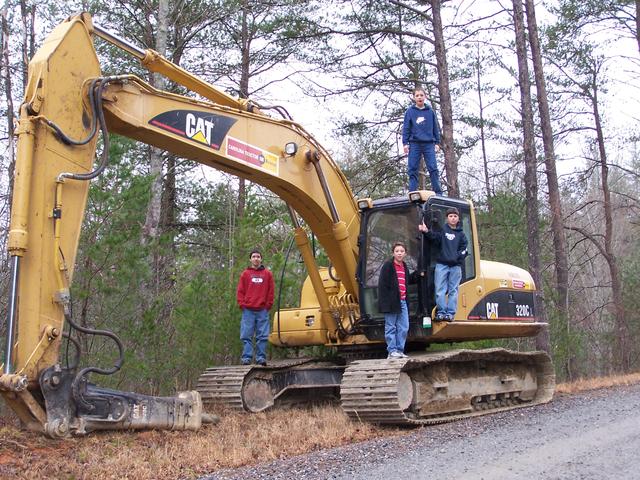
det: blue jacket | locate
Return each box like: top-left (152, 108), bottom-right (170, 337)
top-left (402, 104), bottom-right (441, 145)
top-left (425, 224), bottom-right (468, 267)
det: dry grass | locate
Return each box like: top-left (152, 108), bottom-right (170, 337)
top-left (1, 372), bottom-right (639, 479)
top-left (555, 372), bottom-right (640, 394)
top-left (0, 404), bottom-right (394, 480)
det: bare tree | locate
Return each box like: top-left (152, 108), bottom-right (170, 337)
top-left (547, 0), bottom-right (633, 372)
top-left (511, 0), bottom-right (549, 353)
top-left (637, 0), bottom-right (640, 53)
top-left (581, 61), bottom-right (629, 371)
top-left (429, 0), bottom-right (458, 196)
top-left (473, 45), bottom-right (492, 202)
top-left (524, 0), bottom-right (569, 364)
top-left (235, 0), bottom-right (250, 218)
top-left (1, 6), bottom-right (16, 197)
top-left (204, 0), bottom-right (317, 217)
top-left (142, 0), bottom-right (168, 244)
top-left (19, 0), bottom-right (34, 90)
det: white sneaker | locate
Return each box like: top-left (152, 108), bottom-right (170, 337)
top-left (398, 352), bottom-right (409, 358)
top-left (388, 351), bottom-right (403, 359)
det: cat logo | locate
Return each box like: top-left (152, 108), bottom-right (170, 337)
top-left (131, 402), bottom-right (148, 420)
top-left (486, 302), bottom-right (499, 319)
top-left (149, 110), bottom-right (236, 150)
top-left (185, 113), bottom-right (216, 145)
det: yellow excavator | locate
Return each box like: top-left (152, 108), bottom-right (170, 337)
top-left (0, 13), bottom-right (554, 437)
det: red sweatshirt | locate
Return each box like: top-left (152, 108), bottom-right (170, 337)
top-left (236, 265), bottom-right (275, 310)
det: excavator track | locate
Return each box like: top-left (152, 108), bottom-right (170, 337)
top-left (340, 348), bottom-right (555, 425)
top-left (197, 358), bottom-right (341, 413)
top-left (196, 365), bottom-right (253, 411)
top-left (197, 348), bottom-right (554, 425)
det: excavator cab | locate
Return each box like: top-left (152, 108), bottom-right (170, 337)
top-left (356, 194), bottom-right (476, 347)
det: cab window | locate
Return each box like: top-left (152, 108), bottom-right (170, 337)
top-left (364, 206), bottom-right (419, 287)
top-left (361, 206), bottom-right (420, 317)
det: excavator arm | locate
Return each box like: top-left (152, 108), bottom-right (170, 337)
top-left (101, 76), bottom-right (360, 286)
top-left (0, 13), bottom-right (360, 436)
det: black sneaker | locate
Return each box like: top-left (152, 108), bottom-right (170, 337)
top-left (435, 312), bottom-right (446, 321)
top-left (241, 360), bottom-right (251, 366)
top-left (257, 360), bottom-right (267, 367)
top-left (445, 314), bottom-right (454, 322)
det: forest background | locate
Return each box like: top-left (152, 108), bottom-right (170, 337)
top-left (0, 0), bottom-right (638, 402)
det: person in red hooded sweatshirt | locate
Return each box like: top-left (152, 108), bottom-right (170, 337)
top-left (237, 249), bottom-right (274, 366)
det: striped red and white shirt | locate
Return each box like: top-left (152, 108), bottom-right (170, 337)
top-left (393, 261), bottom-right (406, 300)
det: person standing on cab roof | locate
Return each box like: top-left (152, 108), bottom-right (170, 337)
top-left (402, 87), bottom-right (443, 195)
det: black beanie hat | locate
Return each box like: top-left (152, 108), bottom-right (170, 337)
top-left (446, 207), bottom-right (459, 216)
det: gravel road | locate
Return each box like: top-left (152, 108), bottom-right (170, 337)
top-left (202, 383), bottom-right (640, 480)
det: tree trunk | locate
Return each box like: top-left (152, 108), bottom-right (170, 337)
top-left (591, 79), bottom-right (629, 372)
top-left (139, 0), bottom-right (172, 364)
top-left (19, 0), bottom-right (34, 90)
top-left (160, 154), bottom-right (177, 292)
top-left (2, 7), bottom-right (16, 208)
top-left (475, 45), bottom-right (492, 202)
top-left (143, 0), bottom-right (169, 244)
top-left (140, 0), bottom-right (172, 393)
top-left (635, 0), bottom-right (640, 53)
top-left (236, 0), bottom-right (251, 219)
top-left (512, 0), bottom-right (549, 353)
top-left (524, 0), bottom-right (568, 367)
top-left (430, 0), bottom-right (458, 197)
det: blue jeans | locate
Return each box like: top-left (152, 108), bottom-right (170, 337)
top-left (435, 263), bottom-right (462, 316)
top-left (240, 308), bottom-right (270, 363)
top-left (384, 300), bottom-right (409, 354)
top-left (408, 142), bottom-right (442, 194)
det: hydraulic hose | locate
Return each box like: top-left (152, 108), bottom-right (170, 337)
top-left (41, 78), bottom-right (100, 146)
top-left (56, 77), bottom-right (115, 182)
top-left (61, 331), bottom-right (81, 371)
top-left (39, 75), bottom-right (131, 410)
top-left (65, 310), bottom-right (125, 411)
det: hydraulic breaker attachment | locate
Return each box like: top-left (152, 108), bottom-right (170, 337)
top-left (40, 365), bottom-right (204, 437)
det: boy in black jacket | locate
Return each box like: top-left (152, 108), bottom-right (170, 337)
top-left (419, 207), bottom-right (468, 321)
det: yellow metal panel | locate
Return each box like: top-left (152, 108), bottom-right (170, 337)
top-left (12, 17), bottom-right (100, 376)
top-left (269, 307), bottom-right (328, 347)
top-left (429, 321), bottom-right (544, 342)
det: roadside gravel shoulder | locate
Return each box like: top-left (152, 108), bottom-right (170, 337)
top-left (201, 383), bottom-right (640, 480)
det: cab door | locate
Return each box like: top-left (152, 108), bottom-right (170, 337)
top-left (421, 199), bottom-right (477, 316)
